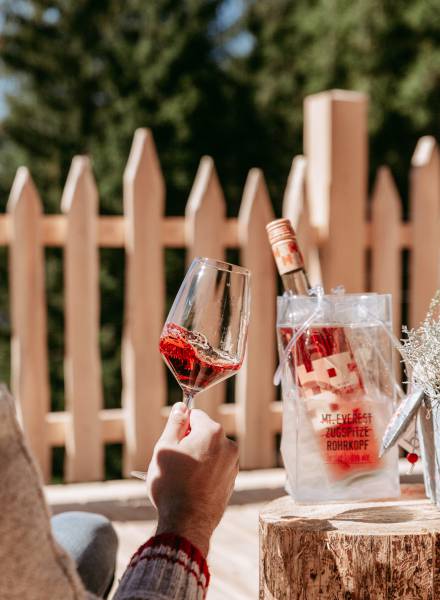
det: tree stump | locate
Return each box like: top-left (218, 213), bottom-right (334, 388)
top-left (259, 484), bottom-right (440, 599)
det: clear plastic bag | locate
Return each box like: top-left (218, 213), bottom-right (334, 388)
top-left (277, 292), bottom-right (400, 503)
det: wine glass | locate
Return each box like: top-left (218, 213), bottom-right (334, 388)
top-left (131, 257), bottom-right (251, 480)
top-left (159, 257), bottom-right (251, 406)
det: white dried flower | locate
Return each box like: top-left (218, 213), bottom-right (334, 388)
top-left (401, 291), bottom-right (440, 403)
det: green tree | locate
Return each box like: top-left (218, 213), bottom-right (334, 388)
top-left (0, 0), bottom-right (266, 476)
top-left (236, 0), bottom-right (440, 210)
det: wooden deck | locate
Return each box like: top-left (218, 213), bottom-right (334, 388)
top-left (46, 469), bottom-right (287, 600)
top-left (112, 502), bottom-right (262, 599)
top-left (44, 464), bottom-right (423, 600)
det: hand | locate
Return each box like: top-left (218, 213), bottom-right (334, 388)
top-left (146, 402), bottom-right (239, 557)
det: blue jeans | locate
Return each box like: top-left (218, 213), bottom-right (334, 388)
top-left (51, 512), bottom-right (118, 598)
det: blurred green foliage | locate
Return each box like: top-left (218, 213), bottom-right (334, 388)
top-left (1, 0), bottom-right (440, 476)
top-left (236, 0), bottom-right (440, 210)
top-left (0, 0), bottom-right (267, 427)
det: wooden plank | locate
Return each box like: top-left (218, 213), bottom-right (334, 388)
top-left (269, 401), bottom-right (283, 431)
top-left (162, 216), bottom-right (239, 247)
top-left (98, 216), bottom-right (124, 247)
top-left (7, 168), bottom-right (51, 481)
top-left (122, 129), bottom-right (166, 474)
top-left (223, 219), bottom-right (238, 247)
top-left (371, 166), bottom-right (402, 338)
top-left (283, 156), bottom-right (307, 228)
top-left (62, 156), bottom-right (103, 482)
top-left (162, 216), bottom-right (185, 247)
top-left (0, 214), bottom-right (415, 252)
top-left (45, 401), bottom-right (282, 448)
top-left (184, 156), bottom-right (226, 417)
top-left (46, 409), bottom-right (125, 446)
top-left (304, 89), bottom-right (368, 292)
top-left (41, 215), bottom-right (66, 246)
top-left (43, 215), bottom-right (127, 248)
top-left (38, 215), bottom-right (237, 248)
top-left (237, 169), bottom-right (276, 468)
top-left (283, 155), bottom-right (322, 286)
top-left (400, 223), bottom-right (412, 248)
top-left (410, 136), bottom-right (440, 327)
top-left (185, 156), bottom-right (226, 264)
top-left (0, 214), bottom-right (10, 244)
top-left (365, 221), bottom-right (412, 251)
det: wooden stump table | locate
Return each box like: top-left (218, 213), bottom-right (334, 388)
top-left (259, 485), bottom-right (440, 599)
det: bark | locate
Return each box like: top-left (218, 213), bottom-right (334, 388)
top-left (259, 485), bottom-right (439, 599)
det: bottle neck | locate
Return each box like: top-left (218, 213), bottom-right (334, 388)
top-left (266, 223), bottom-right (311, 295)
top-left (281, 267), bottom-right (310, 295)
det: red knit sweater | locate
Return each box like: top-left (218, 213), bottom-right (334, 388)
top-left (113, 533), bottom-right (210, 600)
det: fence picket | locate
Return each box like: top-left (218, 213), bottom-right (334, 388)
top-left (185, 156), bottom-right (226, 417)
top-left (122, 129), bottom-right (166, 474)
top-left (410, 136), bottom-right (440, 328)
top-left (304, 90), bottom-right (367, 293)
top-left (283, 155), bottom-right (322, 286)
top-left (282, 156), bottom-right (307, 228)
top-left (7, 168), bottom-right (50, 481)
top-left (61, 157), bottom-right (103, 482)
top-left (371, 167), bottom-right (402, 335)
top-left (237, 169), bottom-right (276, 468)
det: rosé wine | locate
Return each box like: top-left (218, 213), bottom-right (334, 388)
top-left (159, 323), bottom-right (241, 394)
top-left (280, 324), bottom-right (381, 480)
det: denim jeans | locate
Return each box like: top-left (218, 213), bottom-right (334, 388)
top-left (51, 511), bottom-right (118, 598)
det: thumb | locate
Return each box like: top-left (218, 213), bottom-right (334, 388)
top-left (160, 402), bottom-right (190, 444)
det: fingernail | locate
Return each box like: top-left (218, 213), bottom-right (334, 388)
top-left (172, 402), bottom-right (188, 415)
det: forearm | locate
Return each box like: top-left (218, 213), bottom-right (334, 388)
top-left (156, 514), bottom-right (211, 558)
top-left (113, 533), bottom-right (210, 600)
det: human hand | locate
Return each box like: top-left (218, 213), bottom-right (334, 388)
top-left (146, 402), bottom-right (239, 557)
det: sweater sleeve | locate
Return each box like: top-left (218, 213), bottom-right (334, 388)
top-left (113, 533), bottom-right (210, 600)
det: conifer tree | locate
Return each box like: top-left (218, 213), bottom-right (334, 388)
top-left (238, 0), bottom-right (440, 203)
top-left (0, 0), bottom-right (263, 465)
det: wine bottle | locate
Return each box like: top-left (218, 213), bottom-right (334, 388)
top-left (266, 218), bottom-right (381, 482)
top-left (265, 218), bottom-right (310, 295)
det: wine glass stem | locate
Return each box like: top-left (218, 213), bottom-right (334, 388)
top-left (183, 391), bottom-right (195, 409)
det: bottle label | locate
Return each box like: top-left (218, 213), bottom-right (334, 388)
top-left (280, 326), bottom-right (381, 482)
top-left (296, 353), bottom-right (380, 480)
top-left (272, 239), bottom-right (304, 275)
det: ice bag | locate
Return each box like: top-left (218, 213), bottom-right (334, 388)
top-left (277, 292), bottom-right (400, 503)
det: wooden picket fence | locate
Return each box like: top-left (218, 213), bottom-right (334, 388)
top-left (5, 89), bottom-right (440, 483)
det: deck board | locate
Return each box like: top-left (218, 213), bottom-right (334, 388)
top-left (44, 465), bottom-right (423, 599)
top-left (111, 502), bottom-right (262, 600)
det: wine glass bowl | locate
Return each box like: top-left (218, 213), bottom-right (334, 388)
top-left (159, 257), bottom-right (251, 406)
